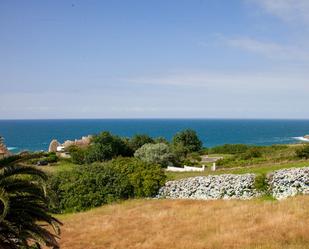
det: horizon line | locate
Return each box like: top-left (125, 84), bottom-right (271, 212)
top-left (1, 117), bottom-right (309, 121)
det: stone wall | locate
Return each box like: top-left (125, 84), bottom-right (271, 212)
top-left (269, 167), bottom-right (309, 200)
top-left (158, 174), bottom-right (259, 200)
top-left (158, 167), bottom-right (309, 200)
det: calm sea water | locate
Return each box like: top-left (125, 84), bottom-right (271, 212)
top-left (0, 119), bottom-right (308, 153)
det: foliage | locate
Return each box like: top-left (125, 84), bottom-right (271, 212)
top-left (129, 134), bottom-right (154, 152)
top-left (0, 156), bottom-right (61, 249)
top-left (69, 131), bottom-right (134, 164)
top-left (241, 147), bottom-right (262, 160)
top-left (134, 143), bottom-right (174, 167)
top-left (295, 145), bottom-right (309, 159)
top-left (46, 152), bottom-right (58, 163)
top-left (154, 136), bottom-right (169, 144)
top-left (254, 173), bottom-right (269, 193)
top-left (26, 152), bottom-right (59, 166)
top-left (213, 144), bottom-right (304, 168)
top-left (89, 131), bottom-right (134, 160)
top-left (188, 152), bottom-right (202, 162)
top-left (68, 145), bottom-right (87, 165)
top-left (0, 152), bottom-right (46, 166)
top-left (49, 158), bottom-right (166, 212)
top-left (209, 144), bottom-right (250, 154)
top-left (171, 143), bottom-right (188, 161)
top-left (172, 129), bottom-right (202, 157)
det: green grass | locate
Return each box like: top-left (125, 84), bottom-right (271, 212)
top-left (35, 159), bottom-right (76, 174)
top-left (166, 160), bottom-right (309, 180)
top-left (207, 153), bottom-right (233, 158)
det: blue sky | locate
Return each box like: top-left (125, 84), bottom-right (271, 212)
top-left (0, 0), bottom-right (309, 119)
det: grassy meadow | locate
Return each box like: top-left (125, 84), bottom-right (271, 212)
top-left (38, 143), bottom-right (308, 248)
top-left (56, 196), bottom-right (309, 249)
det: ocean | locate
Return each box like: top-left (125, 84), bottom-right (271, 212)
top-left (0, 119), bottom-right (308, 153)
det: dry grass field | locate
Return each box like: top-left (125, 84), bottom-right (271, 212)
top-left (57, 196), bottom-right (309, 249)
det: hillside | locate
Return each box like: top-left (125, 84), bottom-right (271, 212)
top-left (57, 196), bottom-right (309, 249)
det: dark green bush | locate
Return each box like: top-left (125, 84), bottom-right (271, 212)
top-left (254, 173), bottom-right (269, 193)
top-left (109, 157), bottom-right (166, 197)
top-left (48, 158), bottom-right (166, 213)
top-left (46, 153), bottom-right (58, 163)
top-left (295, 145), bottom-right (309, 159)
top-left (69, 146), bottom-right (86, 164)
top-left (68, 132), bottom-right (134, 164)
top-left (129, 134), bottom-right (154, 152)
top-left (88, 131), bottom-right (134, 161)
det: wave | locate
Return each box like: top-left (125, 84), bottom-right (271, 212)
top-left (7, 147), bottom-right (18, 151)
top-left (293, 137), bottom-right (309, 142)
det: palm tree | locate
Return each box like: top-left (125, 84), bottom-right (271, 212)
top-left (0, 156), bottom-right (62, 249)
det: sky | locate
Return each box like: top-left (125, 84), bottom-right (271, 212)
top-left (0, 0), bottom-right (309, 119)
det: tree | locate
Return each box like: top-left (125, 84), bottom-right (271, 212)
top-left (172, 129), bottom-right (202, 156)
top-left (134, 143), bottom-right (174, 167)
top-left (0, 156), bottom-right (61, 249)
top-left (83, 131), bottom-right (133, 163)
top-left (129, 134), bottom-right (154, 152)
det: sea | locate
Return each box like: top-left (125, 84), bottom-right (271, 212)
top-left (0, 119), bottom-right (308, 153)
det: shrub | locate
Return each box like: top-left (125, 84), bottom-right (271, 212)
top-left (129, 134), bottom-right (154, 152)
top-left (134, 143), bottom-right (174, 167)
top-left (254, 173), bottom-right (269, 193)
top-left (109, 157), bottom-right (166, 197)
top-left (295, 145), bottom-right (309, 159)
top-left (46, 152), bottom-right (58, 163)
top-left (48, 158), bottom-right (166, 212)
top-left (88, 131), bottom-right (134, 161)
top-left (68, 145), bottom-right (86, 164)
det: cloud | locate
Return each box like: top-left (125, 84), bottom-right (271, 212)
top-left (249, 0), bottom-right (309, 24)
top-left (127, 71), bottom-right (309, 91)
top-left (226, 37), bottom-right (309, 61)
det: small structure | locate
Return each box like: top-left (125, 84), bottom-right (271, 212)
top-left (49, 135), bottom-right (92, 153)
top-left (304, 135), bottom-right (309, 140)
top-left (56, 146), bottom-right (65, 152)
top-left (211, 162), bottom-right (216, 171)
top-left (166, 165), bottom-right (206, 172)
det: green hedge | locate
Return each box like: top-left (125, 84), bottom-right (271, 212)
top-left (48, 157), bottom-right (166, 213)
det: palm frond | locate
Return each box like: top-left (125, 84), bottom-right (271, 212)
top-left (0, 162), bottom-right (62, 248)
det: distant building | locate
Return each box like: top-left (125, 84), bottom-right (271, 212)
top-left (48, 135), bottom-right (92, 153)
top-left (56, 146), bottom-right (65, 152)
